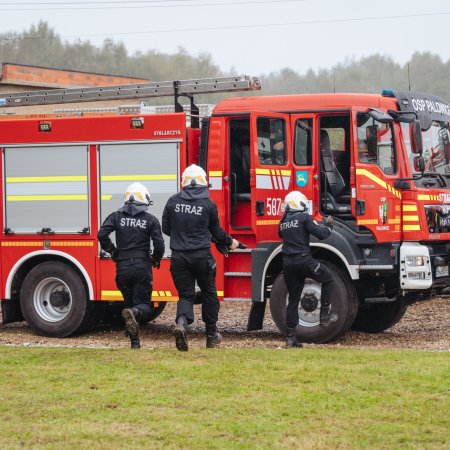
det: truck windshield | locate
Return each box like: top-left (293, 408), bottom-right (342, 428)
top-left (402, 121), bottom-right (450, 175)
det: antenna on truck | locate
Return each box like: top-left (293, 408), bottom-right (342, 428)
top-left (0, 75), bottom-right (262, 127)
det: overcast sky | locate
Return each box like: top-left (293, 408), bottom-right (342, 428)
top-left (2, 0), bottom-right (450, 76)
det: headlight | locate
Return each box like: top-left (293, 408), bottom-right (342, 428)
top-left (406, 256), bottom-right (425, 267)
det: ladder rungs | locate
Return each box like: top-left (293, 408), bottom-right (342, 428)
top-left (0, 75), bottom-right (261, 108)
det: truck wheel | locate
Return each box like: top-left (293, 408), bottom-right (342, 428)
top-left (351, 300), bottom-right (407, 333)
top-left (269, 260), bottom-right (358, 343)
top-left (20, 261), bottom-right (89, 337)
top-left (146, 302), bottom-right (167, 322)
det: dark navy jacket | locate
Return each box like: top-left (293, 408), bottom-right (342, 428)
top-left (278, 209), bottom-right (330, 255)
top-left (98, 201), bottom-right (164, 261)
top-left (162, 186), bottom-right (232, 251)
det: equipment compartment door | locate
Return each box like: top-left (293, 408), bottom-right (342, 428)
top-left (98, 140), bottom-right (180, 302)
top-left (250, 112), bottom-right (292, 241)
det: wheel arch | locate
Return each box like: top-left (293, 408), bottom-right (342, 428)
top-left (6, 250), bottom-right (94, 302)
top-left (260, 243), bottom-right (358, 303)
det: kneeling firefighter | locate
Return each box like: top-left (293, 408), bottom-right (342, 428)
top-left (162, 164), bottom-right (239, 351)
top-left (98, 182), bottom-right (164, 349)
top-left (278, 191), bottom-right (336, 348)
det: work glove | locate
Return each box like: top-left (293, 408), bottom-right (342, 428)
top-left (108, 245), bottom-right (118, 262)
top-left (149, 254), bottom-right (161, 269)
top-left (323, 215), bottom-right (335, 230)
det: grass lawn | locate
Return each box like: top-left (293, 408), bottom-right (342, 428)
top-left (0, 347), bottom-right (448, 449)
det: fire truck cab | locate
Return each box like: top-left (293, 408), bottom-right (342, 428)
top-left (208, 90), bottom-right (450, 342)
top-left (0, 78), bottom-right (449, 343)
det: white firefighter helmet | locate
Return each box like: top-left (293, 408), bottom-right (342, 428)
top-left (284, 191), bottom-right (308, 212)
top-left (124, 182), bottom-right (151, 206)
top-left (181, 164), bottom-right (208, 188)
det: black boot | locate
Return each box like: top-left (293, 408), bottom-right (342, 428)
top-left (174, 316), bottom-right (189, 351)
top-left (320, 302), bottom-right (338, 328)
top-left (206, 325), bottom-right (222, 348)
top-left (286, 327), bottom-right (302, 348)
top-left (130, 335), bottom-right (141, 350)
top-left (122, 308), bottom-right (140, 349)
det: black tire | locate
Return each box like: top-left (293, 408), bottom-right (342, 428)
top-left (146, 301), bottom-right (167, 322)
top-left (20, 261), bottom-right (89, 337)
top-left (351, 300), bottom-right (407, 333)
top-left (269, 260), bottom-right (358, 343)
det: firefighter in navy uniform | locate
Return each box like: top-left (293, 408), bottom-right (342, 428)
top-left (278, 191), bottom-right (336, 348)
top-left (162, 164), bottom-right (239, 351)
top-left (98, 182), bottom-right (164, 349)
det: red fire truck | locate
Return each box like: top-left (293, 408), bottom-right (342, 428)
top-left (0, 76), bottom-right (449, 343)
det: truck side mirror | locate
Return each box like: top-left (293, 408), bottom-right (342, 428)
top-left (366, 124), bottom-right (378, 158)
top-left (413, 155), bottom-right (425, 173)
top-left (411, 119), bottom-right (423, 154)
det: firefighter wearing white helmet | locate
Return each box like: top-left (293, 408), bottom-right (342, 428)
top-left (162, 164), bottom-right (240, 351)
top-left (124, 182), bottom-right (152, 205)
top-left (181, 164), bottom-right (208, 187)
top-left (278, 190), bottom-right (336, 348)
top-left (98, 182), bottom-right (164, 349)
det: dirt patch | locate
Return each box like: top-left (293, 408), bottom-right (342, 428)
top-left (0, 298), bottom-right (448, 351)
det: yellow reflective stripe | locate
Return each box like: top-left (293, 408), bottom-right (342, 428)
top-left (101, 174), bottom-right (176, 181)
top-left (418, 194), bottom-right (431, 201)
top-left (356, 169), bottom-right (401, 198)
top-left (358, 219), bottom-right (378, 225)
top-left (389, 218), bottom-right (401, 224)
top-left (217, 291), bottom-right (224, 297)
top-left (403, 205), bottom-right (418, 212)
top-left (404, 225), bottom-right (421, 231)
top-left (356, 168), bottom-right (387, 188)
top-left (403, 215), bottom-right (420, 222)
top-left (8, 195), bottom-right (112, 201)
top-left (1, 241), bottom-right (94, 247)
top-left (7, 195), bottom-right (87, 201)
top-left (280, 170), bottom-right (291, 176)
top-left (209, 171), bottom-right (222, 176)
top-left (6, 176), bottom-right (87, 183)
top-left (1, 242), bottom-right (41, 247)
top-left (255, 168), bottom-right (270, 175)
top-left (256, 220), bottom-right (279, 225)
top-left (100, 290), bottom-right (178, 301)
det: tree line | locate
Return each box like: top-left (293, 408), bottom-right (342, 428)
top-left (1, 21), bottom-right (449, 101)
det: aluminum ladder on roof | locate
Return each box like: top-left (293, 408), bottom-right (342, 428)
top-left (0, 75), bottom-right (261, 108)
top-left (0, 74), bottom-right (261, 127)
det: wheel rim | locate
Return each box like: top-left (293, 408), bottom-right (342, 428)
top-left (286, 279), bottom-right (322, 328)
top-left (33, 277), bottom-right (72, 322)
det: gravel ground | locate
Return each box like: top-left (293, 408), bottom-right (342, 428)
top-left (0, 298), bottom-right (448, 351)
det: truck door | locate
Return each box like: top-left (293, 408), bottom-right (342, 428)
top-left (250, 112), bottom-right (292, 241)
top-left (353, 110), bottom-right (402, 242)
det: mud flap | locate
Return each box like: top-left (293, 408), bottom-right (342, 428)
top-left (1, 299), bottom-right (23, 324)
top-left (247, 300), bottom-right (266, 331)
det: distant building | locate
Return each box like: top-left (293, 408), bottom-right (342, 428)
top-left (0, 63), bottom-right (149, 114)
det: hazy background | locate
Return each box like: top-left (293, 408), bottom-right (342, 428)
top-left (0, 0), bottom-right (449, 98)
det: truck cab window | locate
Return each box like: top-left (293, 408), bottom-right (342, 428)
top-left (358, 113), bottom-right (396, 175)
top-left (319, 115), bottom-right (351, 214)
top-left (421, 121), bottom-right (450, 174)
top-left (294, 119), bottom-right (312, 165)
top-left (257, 117), bottom-right (286, 165)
